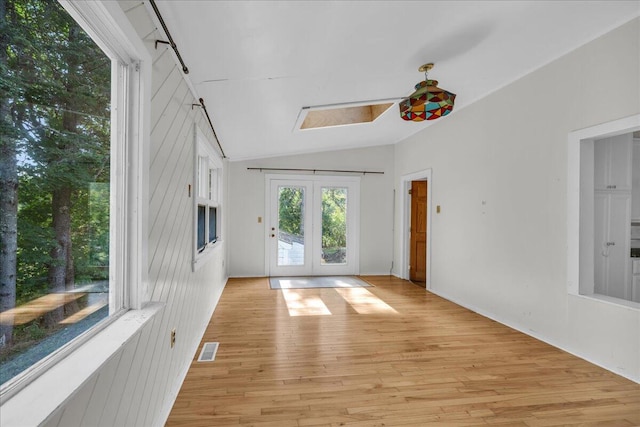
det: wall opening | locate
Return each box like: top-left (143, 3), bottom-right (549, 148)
top-left (568, 114), bottom-right (640, 308)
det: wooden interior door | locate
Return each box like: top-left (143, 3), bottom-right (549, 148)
top-left (410, 180), bottom-right (427, 283)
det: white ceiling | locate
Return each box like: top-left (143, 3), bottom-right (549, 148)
top-left (154, 1), bottom-right (640, 161)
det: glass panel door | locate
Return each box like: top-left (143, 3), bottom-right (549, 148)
top-left (268, 177), bottom-right (359, 277)
top-left (270, 181), bottom-right (313, 276)
top-left (312, 181), bottom-right (358, 276)
top-left (278, 186), bottom-right (306, 267)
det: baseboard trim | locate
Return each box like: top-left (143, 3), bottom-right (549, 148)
top-left (426, 285), bottom-right (639, 384)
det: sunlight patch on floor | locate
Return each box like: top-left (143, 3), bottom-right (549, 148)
top-left (334, 288), bottom-right (397, 314)
top-left (281, 289), bottom-right (332, 316)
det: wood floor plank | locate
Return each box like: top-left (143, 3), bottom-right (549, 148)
top-left (166, 276), bottom-right (640, 426)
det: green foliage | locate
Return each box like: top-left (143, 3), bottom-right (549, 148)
top-left (73, 183), bottom-right (109, 284)
top-left (22, 322), bottom-right (46, 340)
top-left (2, 0), bottom-right (110, 314)
top-left (15, 175), bottom-right (53, 305)
top-left (277, 186), bottom-right (347, 252)
top-left (321, 188), bottom-right (347, 250)
top-left (278, 187), bottom-right (304, 236)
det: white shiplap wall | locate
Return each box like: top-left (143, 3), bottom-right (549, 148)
top-left (39, 1), bottom-right (228, 426)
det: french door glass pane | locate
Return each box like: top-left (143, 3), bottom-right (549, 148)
top-left (321, 187), bottom-right (347, 265)
top-left (278, 186), bottom-right (305, 266)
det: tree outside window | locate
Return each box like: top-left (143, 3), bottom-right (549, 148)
top-left (0, 0), bottom-right (111, 385)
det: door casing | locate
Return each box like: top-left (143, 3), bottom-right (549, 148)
top-left (400, 169), bottom-right (432, 289)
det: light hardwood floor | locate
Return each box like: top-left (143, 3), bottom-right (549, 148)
top-left (166, 276), bottom-right (640, 426)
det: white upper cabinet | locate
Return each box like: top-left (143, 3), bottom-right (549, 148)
top-left (632, 139), bottom-right (640, 220)
top-left (594, 134), bottom-right (633, 191)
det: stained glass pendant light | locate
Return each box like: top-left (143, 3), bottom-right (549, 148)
top-left (399, 63), bottom-right (456, 121)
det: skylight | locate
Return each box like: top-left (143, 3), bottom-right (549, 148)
top-left (295, 99), bottom-right (398, 131)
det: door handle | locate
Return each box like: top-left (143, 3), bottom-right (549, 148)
top-left (602, 242), bottom-right (615, 257)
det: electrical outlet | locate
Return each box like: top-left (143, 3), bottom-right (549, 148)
top-left (170, 328), bottom-right (176, 348)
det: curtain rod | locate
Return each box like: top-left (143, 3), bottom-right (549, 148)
top-left (247, 167), bottom-right (384, 175)
top-left (193, 98), bottom-right (227, 159)
top-left (149, 0), bottom-right (189, 74)
top-left (148, 0), bottom-right (227, 159)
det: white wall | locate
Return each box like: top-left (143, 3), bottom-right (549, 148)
top-left (228, 145), bottom-right (395, 277)
top-left (393, 17), bottom-right (640, 381)
top-left (11, 2), bottom-right (229, 426)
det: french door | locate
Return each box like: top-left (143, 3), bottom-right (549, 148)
top-left (267, 176), bottom-right (359, 276)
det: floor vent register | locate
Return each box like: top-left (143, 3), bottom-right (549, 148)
top-left (197, 342), bottom-right (219, 362)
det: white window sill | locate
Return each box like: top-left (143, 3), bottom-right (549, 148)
top-left (0, 302), bottom-right (164, 426)
top-left (569, 292), bottom-right (640, 311)
top-left (193, 239), bottom-right (223, 271)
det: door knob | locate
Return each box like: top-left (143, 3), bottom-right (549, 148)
top-left (271, 234), bottom-right (275, 238)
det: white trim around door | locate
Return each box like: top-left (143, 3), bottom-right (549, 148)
top-left (400, 169), bottom-right (433, 289)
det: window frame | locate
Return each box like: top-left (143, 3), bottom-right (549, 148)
top-left (0, 0), bottom-right (150, 400)
top-left (567, 113), bottom-right (640, 310)
top-left (193, 126), bottom-right (223, 270)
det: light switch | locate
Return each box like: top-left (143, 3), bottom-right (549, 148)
top-left (258, 216), bottom-right (262, 223)
top-left (436, 205), bottom-right (441, 214)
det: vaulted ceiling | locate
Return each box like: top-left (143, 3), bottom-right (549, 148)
top-left (153, 1), bottom-right (640, 160)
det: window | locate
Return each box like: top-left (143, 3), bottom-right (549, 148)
top-left (194, 128), bottom-right (222, 267)
top-left (0, 0), bottom-right (147, 394)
